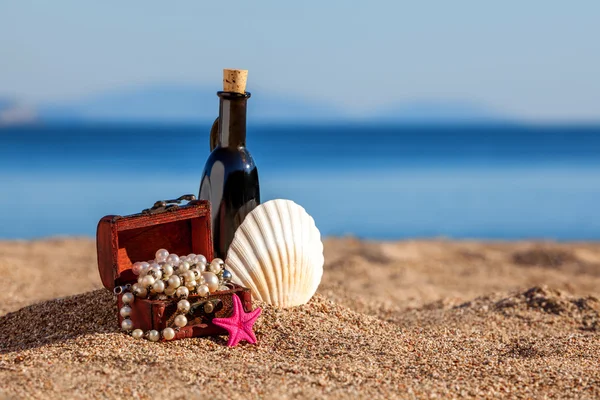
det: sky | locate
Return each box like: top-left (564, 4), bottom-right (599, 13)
top-left (0, 1), bottom-right (599, 121)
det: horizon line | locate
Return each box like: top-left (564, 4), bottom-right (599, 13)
top-left (3, 118), bottom-right (600, 129)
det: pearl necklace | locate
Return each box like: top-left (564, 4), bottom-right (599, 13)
top-left (115, 248), bottom-right (234, 342)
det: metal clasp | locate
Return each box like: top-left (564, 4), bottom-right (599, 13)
top-left (189, 299), bottom-right (222, 316)
top-left (142, 194), bottom-right (197, 215)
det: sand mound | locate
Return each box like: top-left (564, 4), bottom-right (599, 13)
top-left (495, 285), bottom-right (600, 315)
top-left (511, 245), bottom-right (600, 276)
top-left (455, 285), bottom-right (600, 331)
top-left (495, 286), bottom-right (600, 331)
top-left (512, 247), bottom-right (580, 267)
top-left (0, 289), bottom-right (117, 353)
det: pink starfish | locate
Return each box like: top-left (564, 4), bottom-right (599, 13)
top-left (212, 294), bottom-right (262, 347)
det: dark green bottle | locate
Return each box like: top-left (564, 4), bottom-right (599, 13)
top-left (199, 86), bottom-right (260, 259)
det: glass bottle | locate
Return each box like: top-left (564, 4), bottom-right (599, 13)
top-left (199, 91), bottom-right (260, 259)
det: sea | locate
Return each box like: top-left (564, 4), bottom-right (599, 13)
top-left (1, 122), bottom-right (599, 241)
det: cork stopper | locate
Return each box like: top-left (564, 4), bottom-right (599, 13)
top-left (223, 69), bottom-right (248, 93)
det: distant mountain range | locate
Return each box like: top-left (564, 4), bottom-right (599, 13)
top-left (373, 100), bottom-right (505, 123)
top-left (0, 99), bottom-right (38, 126)
top-left (1, 84), bottom-right (509, 125)
top-left (36, 84), bottom-right (343, 123)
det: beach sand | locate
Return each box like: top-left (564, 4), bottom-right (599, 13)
top-left (1, 237), bottom-right (599, 399)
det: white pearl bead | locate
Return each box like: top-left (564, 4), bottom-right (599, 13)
top-left (187, 254), bottom-right (197, 263)
top-left (185, 281), bottom-right (196, 291)
top-left (121, 319), bottom-right (133, 331)
top-left (178, 261), bottom-right (190, 273)
top-left (155, 249), bottom-right (169, 263)
top-left (152, 280), bottom-right (165, 293)
top-left (195, 255), bottom-right (207, 266)
top-left (179, 256), bottom-right (188, 264)
top-left (164, 286), bottom-right (176, 296)
top-left (183, 271), bottom-right (195, 282)
top-left (162, 264), bottom-right (174, 278)
top-left (176, 286), bottom-right (189, 299)
top-left (134, 287), bottom-right (148, 298)
top-left (209, 263), bottom-right (222, 274)
top-left (209, 258), bottom-right (224, 273)
top-left (141, 275), bottom-right (155, 287)
top-left (132, 262), bottom-right (143, 275)
top-left (197, 284), bottom-right (209, 297)
top-left (196, 262), bottom-right (206, 272)
top-left (149, 262), bottom-right (159, 269)
top-left (218, 285), bottom-right (230, 291)
top-left (131, 329), bottom-right (144, 339)
top-left (162, 327), bottom-right (176, 341)
top-left (167, 275), bottom-right (181, 288)
top-left (139, 263), bottom-right (150, 277)
top-left (150, 267), bottom-right (162, 280)
top-left (166, 253), bottom-right (180, 266)
top-left (211, 257), bottom-right (224, 265)
top-left (174, 314), bottom-right (188, 328)
top-left (120, 305), bottom-right (132, 318)
top-left (147, 330), bottom-right (160, 342)
top-left (177, 299), bottom-right (191, 313)
top-left (122, 292), bottom-right (134, 304)
top-left (201, 272), bottom-right (220, 293)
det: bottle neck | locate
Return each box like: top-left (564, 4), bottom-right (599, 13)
top-left (217, 91), bottom-right (251, 148)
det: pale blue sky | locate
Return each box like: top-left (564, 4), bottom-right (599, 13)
top-left (0, 0), bottom-right (599, 121)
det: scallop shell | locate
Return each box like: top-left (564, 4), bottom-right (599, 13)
top-left (225, 199), bottom-right (324, 308)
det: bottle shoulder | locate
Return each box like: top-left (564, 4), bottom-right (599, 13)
top-left (202, 146), bottom-right (258, 175)
top-left (205, 146), bottom-right (257, 165)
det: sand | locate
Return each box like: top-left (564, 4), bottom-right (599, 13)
top-left (1, 237), bottom-right (599, 399)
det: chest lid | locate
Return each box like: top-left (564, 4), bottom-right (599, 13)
top-left (96, 195), bottom-right (213, 290)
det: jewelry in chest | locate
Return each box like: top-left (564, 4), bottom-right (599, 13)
top-left (115, 248), bottom-right (236, 341)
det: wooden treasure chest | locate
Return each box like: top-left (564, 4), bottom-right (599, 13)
top-left (96, 195), bottom-right (253, 341)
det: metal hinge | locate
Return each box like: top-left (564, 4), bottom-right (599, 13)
top-left (141, 194), bottom-right (197, 215)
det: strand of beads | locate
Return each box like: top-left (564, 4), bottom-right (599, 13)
top-left (117, 248), bottom-right (234, 342)
top-left (118, 290), bottom-right (174, 342)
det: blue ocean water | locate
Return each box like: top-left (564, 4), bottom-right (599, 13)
top-left (1, 122), bottom-right (599, 240)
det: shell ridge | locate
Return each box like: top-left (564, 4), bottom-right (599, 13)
top-left (228, 221), bottom-right (263, 300)
top-left (290, 202), bottom-right (310, 303)
top-left (273, 200), bottom-right (289, 306)
top-left (286, 198), bottom-right (302, 304)
top-left (304, 208), bottom-right (323, 303)
top-left (253, 202), bottom-right (279, 304)
top-left (284, 200), bottom-right (296, 307)
top-left (263, 200), bottom-right (283, 306)
top-left (232, 212), bottom-right (270, 302)
top-left (247, 211), bottom-right (275, 304)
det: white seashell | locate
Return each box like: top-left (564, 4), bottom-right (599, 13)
top-left (225, 199), bottom-right (324, 308)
